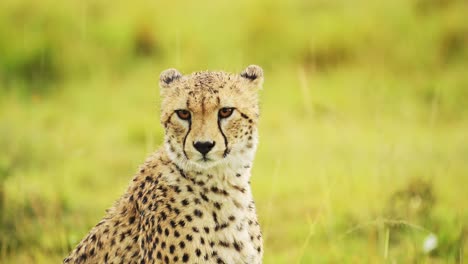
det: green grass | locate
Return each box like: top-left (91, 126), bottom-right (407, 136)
top-left (1, 0), bottom-right (468, 263)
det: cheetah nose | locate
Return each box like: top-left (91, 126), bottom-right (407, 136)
top-left (193, 141), bottom-right (216, 155)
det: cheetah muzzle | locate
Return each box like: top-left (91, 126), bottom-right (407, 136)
top-left (64, 65), bottom-right (265, 264)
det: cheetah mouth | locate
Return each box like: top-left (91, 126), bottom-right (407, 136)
top-left (200, 156), bottom-right (214, 162)
top-left (193, 152), bottom-right (225, 163)
top-left (186, 151), bottom-right (227, 168)
top-left (191, 155), bottom-right (222, 167)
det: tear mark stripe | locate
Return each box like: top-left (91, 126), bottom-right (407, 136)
top-left (217, 118), bottom-right (229, 158)
top-left (182, 101), bottom-right (192, 159)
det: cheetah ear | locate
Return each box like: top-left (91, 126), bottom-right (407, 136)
top-left (159, 68), bottom-right (183, 89)
top-left (240, 65), bottom-right (264, 89)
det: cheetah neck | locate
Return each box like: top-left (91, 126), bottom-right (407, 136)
top-left (159, 148), bottom-right (255, 208)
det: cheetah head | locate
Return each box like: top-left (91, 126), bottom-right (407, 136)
top-left (159, 65), bottom-right (264, 171)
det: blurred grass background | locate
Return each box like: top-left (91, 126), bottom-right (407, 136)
top-left (1, 0), bottom-right (467, 263)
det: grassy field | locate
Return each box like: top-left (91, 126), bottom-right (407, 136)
top-left (1, 0), bottom-right (467, 263)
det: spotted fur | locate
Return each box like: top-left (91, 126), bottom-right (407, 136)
top-left (64, 65), bottom-right (264, 264)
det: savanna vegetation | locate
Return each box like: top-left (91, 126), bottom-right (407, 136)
top-left (1, 0), bottom-right (467, 263)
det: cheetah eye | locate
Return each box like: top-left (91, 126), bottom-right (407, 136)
top-left (175, 109), bottom-right (191, 120)
top-left (218, 107), bottom-right (234, 119)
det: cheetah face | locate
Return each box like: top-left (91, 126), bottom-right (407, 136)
top-left (159, 65), bottom-right (264, 170)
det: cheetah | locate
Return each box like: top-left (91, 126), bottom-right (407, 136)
top-left (64, 65), bottom-right (264, 264)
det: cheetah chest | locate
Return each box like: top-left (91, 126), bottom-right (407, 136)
top-left (139, 182), bottom-right (262, 264)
